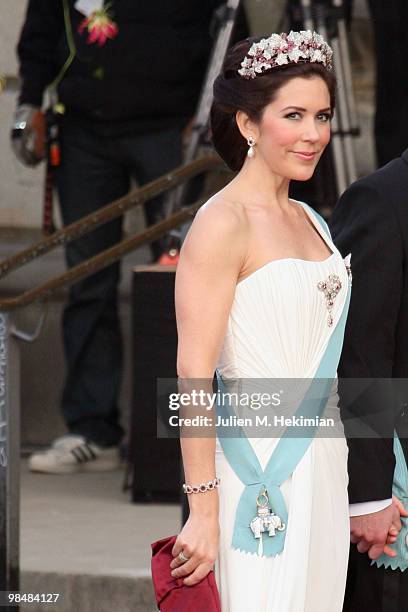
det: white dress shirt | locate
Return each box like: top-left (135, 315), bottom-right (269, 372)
top-left (349, 498), bottom-right (392, 517)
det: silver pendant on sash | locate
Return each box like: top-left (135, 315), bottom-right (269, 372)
top-left (250, 487), bottom-right (286, 539)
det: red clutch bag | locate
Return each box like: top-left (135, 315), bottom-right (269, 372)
top-left (151, 535), bottom-right (221, 611)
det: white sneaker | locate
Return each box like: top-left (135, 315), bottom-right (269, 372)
top-left (27, 435), bottom-right (121, 474)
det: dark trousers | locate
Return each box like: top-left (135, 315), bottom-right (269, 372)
top-left (344, 544), bottom-right (408, 611)
top-left (55, 118), bottom-right (182, 446)
top-left (368, 0), bottom-right (408, 167)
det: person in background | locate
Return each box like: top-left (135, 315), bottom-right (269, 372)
top-left (12, 0), bottom-right (220, 474)
top-left (367, 0), bottom-right (408, 166)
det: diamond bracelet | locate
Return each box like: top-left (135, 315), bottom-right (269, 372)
top-left (182, 477), bottom-right (220, 495)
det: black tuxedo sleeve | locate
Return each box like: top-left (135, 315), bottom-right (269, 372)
top-left (17, 0), bottom-right (64, 107)
top-left (330, 181), bottom-right (403, 503)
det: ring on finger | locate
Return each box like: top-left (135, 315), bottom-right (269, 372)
top-left (178, 550), bottom-right (189, 563)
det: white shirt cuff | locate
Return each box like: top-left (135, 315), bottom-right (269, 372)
top-left (349, 498), bottom-right (392, 517)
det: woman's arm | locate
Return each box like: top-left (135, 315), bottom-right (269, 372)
top-left (170, 200), bottom-right (246, 585)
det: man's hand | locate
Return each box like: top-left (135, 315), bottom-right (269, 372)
top-left (392, 494), bottom-right (408, 518)
top-left (350, 503), bottom-right (402, 560)
top-left (11, 104), bottom-right (46, 166)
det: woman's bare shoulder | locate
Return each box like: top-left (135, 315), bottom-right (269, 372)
top-left (191, 193), bottom-right (247, 237)
top-left (180, 194), bottom-right (248, 267)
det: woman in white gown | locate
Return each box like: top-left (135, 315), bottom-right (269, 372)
top-left (170, 31), bottom-right (351, 611)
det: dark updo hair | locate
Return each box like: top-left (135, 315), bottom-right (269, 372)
top-left (210, 37), bottom-right (337, 171)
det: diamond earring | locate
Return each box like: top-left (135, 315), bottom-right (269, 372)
top-left (247, 136), bottom-right (256, 158)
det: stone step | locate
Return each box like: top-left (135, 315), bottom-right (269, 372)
top-left (21, 571), bottom-right (156, 612)
top-left (20, 461), bottom-right (180, 612)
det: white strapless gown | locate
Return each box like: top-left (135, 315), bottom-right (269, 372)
top-left (214, 203), bottom-right (350, 612)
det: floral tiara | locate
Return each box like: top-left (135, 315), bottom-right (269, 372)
top-left (238, 30), bottom-right (333, 80)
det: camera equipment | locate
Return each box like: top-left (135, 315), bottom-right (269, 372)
top-left (289, 0), bottom-right (359, 198)
top-left (158, 0), bottom-right (242, 262)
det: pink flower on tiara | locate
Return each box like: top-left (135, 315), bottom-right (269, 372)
top-left (238, 30), bottom-right (333, 79)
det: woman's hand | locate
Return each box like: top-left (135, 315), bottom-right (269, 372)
top-left (170, 513), bottom-right (220, 586)
top-left (392, 494), bottom-right (408, 518)
top-left (383, 495), bottom-right (408, 553)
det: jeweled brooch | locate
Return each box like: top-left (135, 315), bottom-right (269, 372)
top-left (317, 274), bottom-right (342, 327)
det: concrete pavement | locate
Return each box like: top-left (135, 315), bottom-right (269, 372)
top-left (20, 461), bottom-right (180, 612)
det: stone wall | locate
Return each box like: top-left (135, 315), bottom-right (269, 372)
top-left (0, 1), bottom-right (44, 228)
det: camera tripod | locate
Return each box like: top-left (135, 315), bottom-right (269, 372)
top-left (289, 0), bottom-right (359, 197)
top-left (159, 0), bottom-right (242, 261)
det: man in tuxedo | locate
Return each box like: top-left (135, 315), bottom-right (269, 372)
top-left (330, 152), bottom-right (408, 610)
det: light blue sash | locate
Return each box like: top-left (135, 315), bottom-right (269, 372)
top-left (374, 433), bottom-right (408, 571)
top-left (216, 210), bottom-right (351, 557)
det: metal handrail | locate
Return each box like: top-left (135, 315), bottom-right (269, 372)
top-left (0, 155), bottom-right (223, 280)
top-left (0, 194), bottom-right (211, 311)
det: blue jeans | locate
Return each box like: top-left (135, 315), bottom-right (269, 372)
top-left (56, 119), bottom-right (182, 446)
